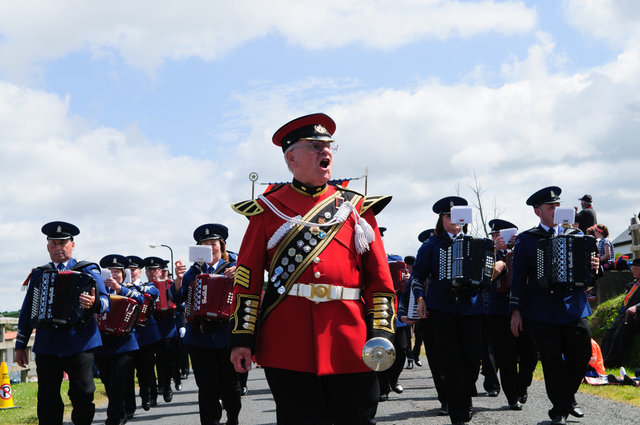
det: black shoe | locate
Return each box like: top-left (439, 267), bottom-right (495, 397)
top-left (406, 359), bottom-right (414, 369)
top-left (163, 389), bottom-right (173, 403)
top-left (225, 417), bottom-right (239, 425)
top-left (518, 391), bottom-right (528, 404)
top-left (241, 386), bottom-right (248, 396)
top-left (126, 411), bottom-right (135, 419)
top-left (379, 393), bottom-right (389, 402)
top-left (175, 383), bottom-right (182, 391)
top-left (150, 398), bottom-right (157, 408)
top-left (415, 359), bottom-right (423, 367)
top-left (509, 401), bottom-right (522, 411)
top-left (437, 403), bottom-right (448, 416)
top-left (180, 372), bottom-right (189, 379)
top-left (391, 383), bottom-right (403, 394)
top-left (487, 389), bottom-right (499, 397)
top-left (142, 401), bottom-right (151, 411)
top-left (550, 415), bottom-right (567, 425)
top-left (569, 403), bottom-right (584, 418)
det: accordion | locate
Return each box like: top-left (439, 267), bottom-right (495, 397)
top-left (388, 261), bottom-right (407, 293)
top-left (406, 285), bottom-right (421, 320)
top-left (154, 280), bottom-right (176, 317)
top-left (439, 236), bottom-right (494, 287)
top-left (137, 292), bottom-right (154, 325)
top-left (29, 270), bottom-right (97, 329)
top-left (97, 295), bottom-right (140, 336)
top-left (494, 250), bottom-right (514, 294)
top-left (536, 234), bottom-right (597, 290)
top-left (185, 274), bottom-right (234, 323)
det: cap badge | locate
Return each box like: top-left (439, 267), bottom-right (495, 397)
top-left (57, 225), bottom-right (62, 233)
top-left (314, 124), bottom-right (327, 134)
top-left (449, 201), bottom-right (454, 208)
top-left (205, 228), bottom-right (210, 235)
top-left (112, 258), bottom-right (117, 264)
top-left (550, 190), bottom-right (555, 197)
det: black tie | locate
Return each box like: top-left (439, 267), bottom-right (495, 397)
top-left (57, 263), bottom-right (64, 271)
top-left (548, 228), bottom-right (555, 237)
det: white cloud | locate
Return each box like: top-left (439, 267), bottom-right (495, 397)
top-left (0, 0), bottom-right (536, 80)
top-left (564, 0), bottom-right (640, 47)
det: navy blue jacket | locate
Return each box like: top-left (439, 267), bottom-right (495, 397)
top-left (509, 225), bottom-right (592, 324)
top-left (16, 258), bottom-right (109, 356)
top-left (411, 234), bottom-right (484, 315)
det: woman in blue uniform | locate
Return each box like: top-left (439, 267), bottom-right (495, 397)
top-left (95, 254), bottom-right (144, 425)
top-left (410, 196), bottom-right (484, 425)
top-left (172, 223), bottom-right (241, 425)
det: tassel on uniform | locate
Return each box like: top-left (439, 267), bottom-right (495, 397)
top-left (353, 216), bottom-right (375, 254)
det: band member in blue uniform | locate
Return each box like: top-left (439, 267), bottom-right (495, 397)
top-left (410, 197), bottom-right (484, 425)
top-left (144, 256), bottom-right (178, 403)
top-left (172, 223), bottom-right (241, 425)
top-left (127, 255), bottom-right (161, 411)
top-left (486, 219), bottom-right (537, 411)
top-left (510, 186), bottom-right (599, 425)
top-left (95, 254), bottom-right (144, 425)
top-left (14, 221), bottom-right (109, 425)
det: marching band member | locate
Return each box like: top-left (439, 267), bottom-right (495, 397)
top-left (15, 221), bottom-right (109, 425)
top-left (95, 254), bottom-right (143, 425)
top-left (229, 113), bottom-right (396, 425)
top-left (510, 186), bottom-right (599, 425)
top-left (410, 197), bottom-right (484, 425)
top-left (172, 223), bottom-right (241, 425)
top-left (126, 255), bottom-right (161, 411)
top-left (144, 256), bottom-right (178, 404)
top-left (486, 219), bottom-right (537, 411)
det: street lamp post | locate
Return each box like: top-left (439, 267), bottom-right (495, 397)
top-left (149, 243), bottom-right (174, 278)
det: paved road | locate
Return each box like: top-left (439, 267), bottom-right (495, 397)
top-left (92, 363), bottom-right (640, 425)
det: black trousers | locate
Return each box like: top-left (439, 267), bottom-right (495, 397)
top-left (189, 345), bottom-right (242, 425)
top-left (177, 336), bottom-right (190, 376)
top-left (95, 351), bottom-right (135, 425)
top-left (378, 325), bottom-right (408, 395)
top-left (480, 315), bottom-right (500, 393)
top-left (531, 318), bottom-right (591, 417)
top-left (134, 342), bottom-right (157, 404)
top-left (155, 337), bottom-right (178, 394)
top-left (35, 351), bottom-right (96, 425)
top-left (419, 317), bottom-right (446, 404)
top-left (488, 314), bottom-right (538, 404)
top-left (429, 310), bottom-right (482, 423)
top-left (264, 367), bottom-right (378, 425)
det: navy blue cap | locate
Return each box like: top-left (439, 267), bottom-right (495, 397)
top-left (418, 228), bottom-right (435, 243)
top-left (404, 255), bottom-right (416, 266)
top-left (272, 113), bottom-right (335, 153)
top-left (143, 256), bottom-right (165, 269)
top-left (579, 194), bottom-right (592, 202)
top-left (432, 196), bottom-right (468, 215)
top-left (526, 186), bottom-right (562, 207)
top-left (126, 255), bottom-right (145, 268)
top-left (193, 223), bottom-right (228, 243)
top-left (160, 260), bottom-right (170, 271)
top-left (379, 227), bottom-right (387, 237)
top-left (100, 254), bottom-right (129, 269)
top-left (488, 219), bottom-right (518, 234)
top-left (41, 221), bottom-right (80, 240)
top-left (632, 258), bottom-right (640, 267)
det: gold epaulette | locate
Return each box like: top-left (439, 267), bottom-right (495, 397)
top-left (360, 195), bottom-right (392, 216)
top-left (231, 200), bottom-right (264, 217)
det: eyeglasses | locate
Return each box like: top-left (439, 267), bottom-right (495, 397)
top-left (292, 140), bottom-right (339, 153)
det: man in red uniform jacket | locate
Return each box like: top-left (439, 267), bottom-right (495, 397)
top-left (230, 113), bottom-right (396, 425)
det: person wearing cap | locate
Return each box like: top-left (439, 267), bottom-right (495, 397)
top-left (171, 223), bottom-right (241, 425)
top-left (574, 194), bottom-right (597, 233)
top-left (408, 197), bottom-right (484, 424)
top-left (229, 113), bottom-right (395, 424)
top-left (95, 254), bottom-right (145, 425)
top-left (125, 255), bottom-right (161, 411)
top-left (485, 219), bottom-right (538, 411)
top-left (144, 256), bottom-right (178, 404)
top-left (14, 221), bottom-right (109, 425)
top-left (600, 258), bottom-right (640, 367)
top-left (510, 186), bottom-right (599, 425)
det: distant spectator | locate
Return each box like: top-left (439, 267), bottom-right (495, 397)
top-left (601, 258), bottom-right (640, 367)
top-left (574, 194), bottom-right (597, 233)
top-left (592, 224), bottom-right (615, 270)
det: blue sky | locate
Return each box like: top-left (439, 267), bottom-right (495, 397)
top-left (1, 1), bottom-right (639, 310)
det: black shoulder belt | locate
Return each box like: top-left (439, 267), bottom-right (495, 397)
top-left (37, 261), bottom-right (100, 273)
top-left (259, 189), bottom-right (363, 325)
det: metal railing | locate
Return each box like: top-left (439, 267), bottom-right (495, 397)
top-left (0, 317), bottom-right (35, 382)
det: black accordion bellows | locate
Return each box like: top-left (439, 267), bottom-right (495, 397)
top-left (30, 270), bottom-right (97, 329)
top-left (536, 234), bottom-right (597, 290)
